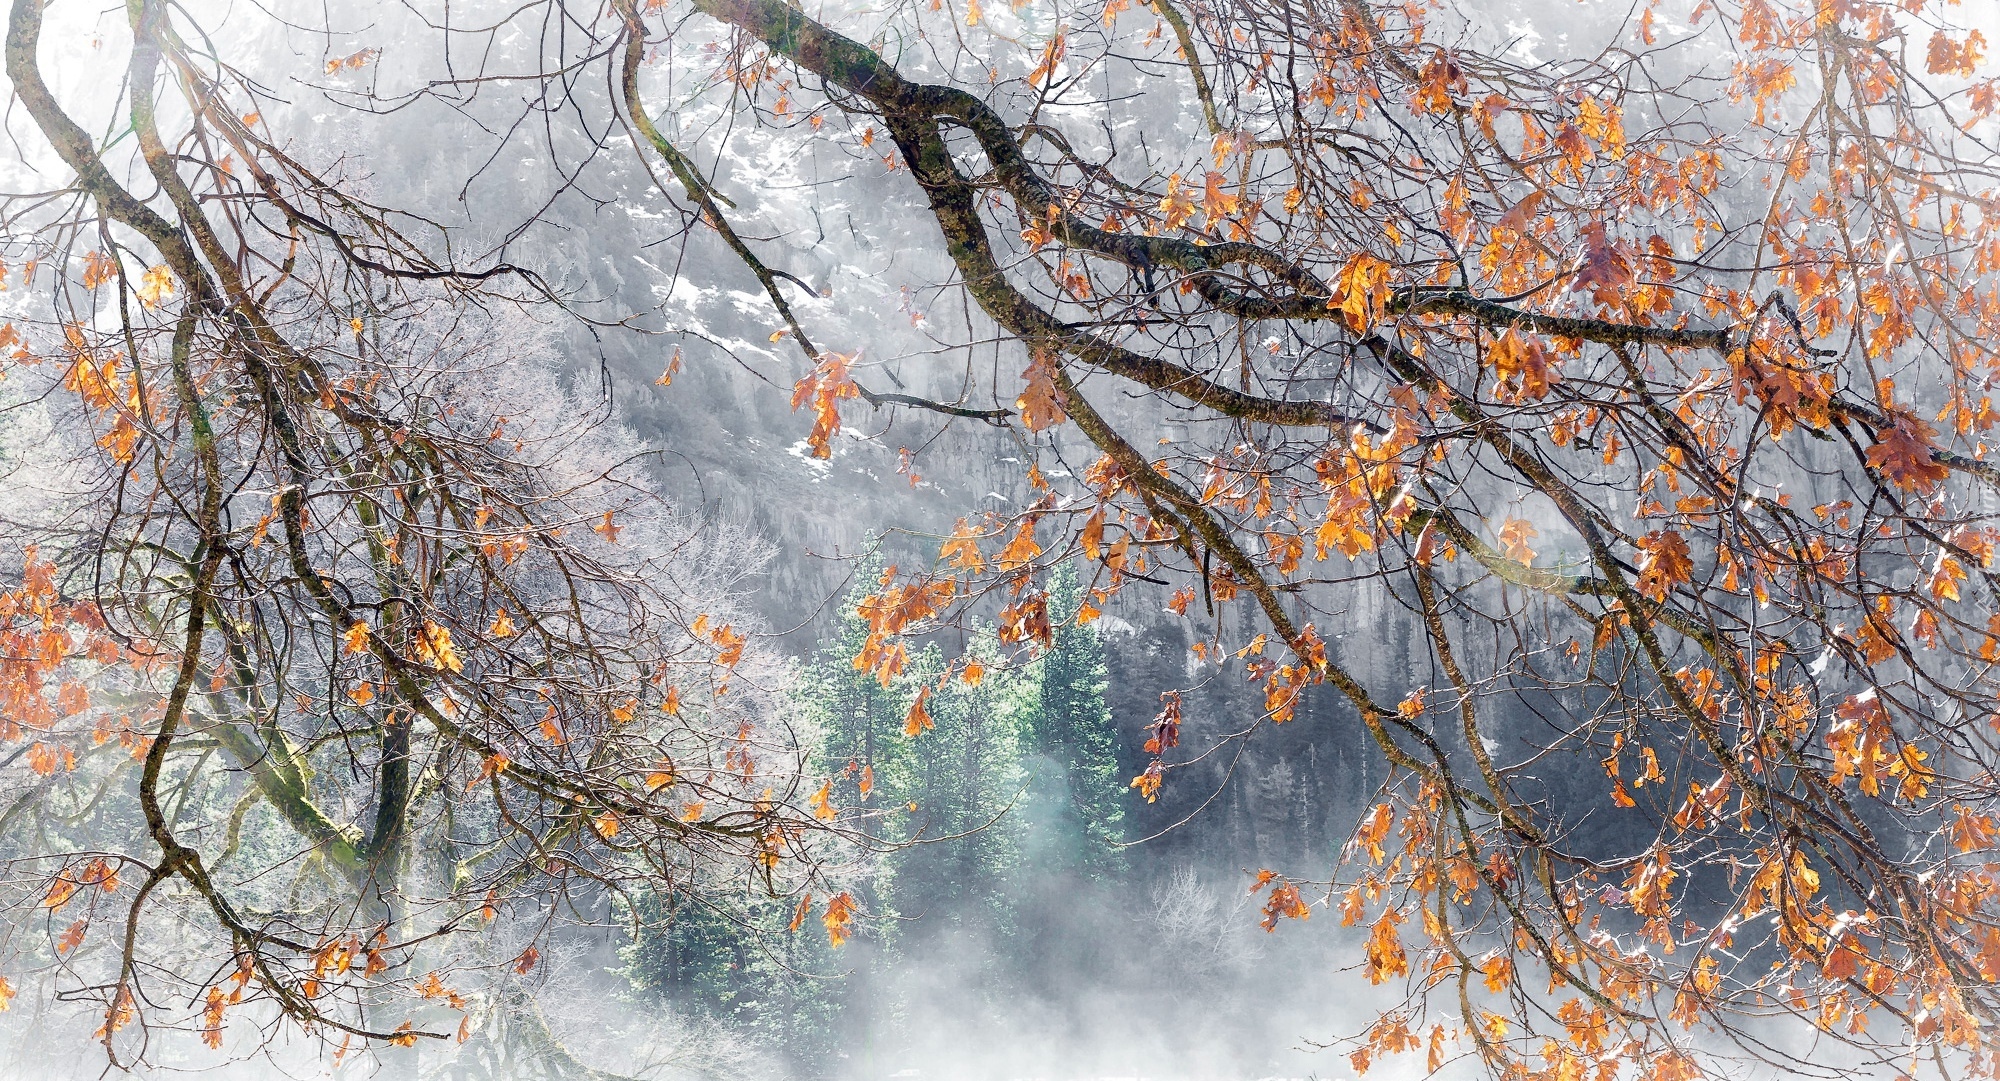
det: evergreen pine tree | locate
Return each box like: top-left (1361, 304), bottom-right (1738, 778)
top-left (877, 641), bottom-right (1029, 941)
top-left (1018, 563), bottom-right (1127, 878)
top-left (625, 560), bottom-right (1131, 1077)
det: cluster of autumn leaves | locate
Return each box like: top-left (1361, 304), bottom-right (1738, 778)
top-left (8, 0), bottom-right (2000, 1071)
top-left (0, 551), bottom-right (153, 766)
top-left (0, 553), bottom-right (159, 1039)
top-left (721, 0), bottom-right (2000, 1072)
top-left (0, 484), bottom-right (868, 1052)
top-left (0, 277), bottom-right (878, 1053)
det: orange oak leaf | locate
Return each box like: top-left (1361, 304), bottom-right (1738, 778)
top-left (1017, 350), bottom-right (1068, 432)
top-left (941, 518), bottom-right (986, 572)
top-left (1635, 529), bottom-right (1694, 602)
top-left (903, 686), bottom-right (934, 737)
top-left (996, 519), bottom-right (1042, 572)
top-left (823, 891), bottom-right (857, 947)
top-left (1497, 518), bottom-right (1538, 565)
top-left (1866, 415), bottom-right (1950, 493)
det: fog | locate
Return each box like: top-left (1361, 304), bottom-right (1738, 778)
top-left (2, 0), bottom-right (1983, 1076)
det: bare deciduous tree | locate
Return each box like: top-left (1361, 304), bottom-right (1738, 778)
top-left (0, 1), bottom-right (859, 1070)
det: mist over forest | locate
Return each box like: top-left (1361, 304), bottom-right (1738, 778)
top-left (3, 0), bottom-right (1999, 1078)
